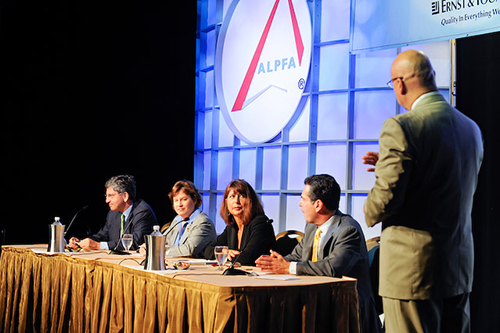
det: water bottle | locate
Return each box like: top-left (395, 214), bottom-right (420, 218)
top-left (151, 225), bottom-right (162, 236)
top-left (47, 217), bottom-right (66, 253)
top-left (144, 225), bottom-right (166, 270)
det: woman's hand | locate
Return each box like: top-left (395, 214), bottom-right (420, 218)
top-left (227, 249), bottom-right (241, 261)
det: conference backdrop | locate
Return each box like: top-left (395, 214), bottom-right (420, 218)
top-left (352, 0), bottom-right (500, 52)
top-left (195, 0), bottom-right (452, 239)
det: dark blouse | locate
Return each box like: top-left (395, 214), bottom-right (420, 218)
top-left (204, 214), bottom-right (275, 266)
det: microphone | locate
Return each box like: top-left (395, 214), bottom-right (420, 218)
top-left (222, 251), bottom-right (250, 275)
top-left (163, 217), bottom-right (190, 238)
top-left (64, 205), bottom-right (89, 236)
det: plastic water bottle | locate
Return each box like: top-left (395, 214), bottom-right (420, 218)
top-left (151, 225), bottom-right (162, 236)
top-left (144, 225), bottom-right (166, 270)
top-left (48, 217), bottom-right (65, 252)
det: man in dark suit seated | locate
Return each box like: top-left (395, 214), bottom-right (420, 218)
top-left (68, 174), bottom-right (156, 251)
top-left (256, 174), bottom-right (382, 333)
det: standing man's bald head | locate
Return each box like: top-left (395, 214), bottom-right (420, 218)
top-left (390, 50), bottom-right (438, 110)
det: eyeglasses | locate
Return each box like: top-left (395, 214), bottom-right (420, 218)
top-left (104, 193), bottom-right (123, 199)
top-left (387, 77), bottom-right (404, 89)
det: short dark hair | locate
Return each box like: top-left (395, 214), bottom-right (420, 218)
top-left (168, 180), bottom-right (202, 209)
top-left (304, 174), bottom-right (340, 212)
top-left (105, 175), bottom-right (137, 201)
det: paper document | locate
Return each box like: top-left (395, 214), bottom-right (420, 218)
top-left (252, 275), bottom-right (299, 281)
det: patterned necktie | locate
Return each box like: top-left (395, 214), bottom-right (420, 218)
top-left (311, 228), bottom-right (322, 262)
top-left (120, 214), bottom-right (126, 236)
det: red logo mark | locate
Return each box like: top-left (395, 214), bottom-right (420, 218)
top-left (232, 0), bottom-right (305, 112)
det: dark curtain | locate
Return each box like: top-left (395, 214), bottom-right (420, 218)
top-left (0, 1), bottom-right (196, 244)
top-left (456, 31), bottom-right (500, 333)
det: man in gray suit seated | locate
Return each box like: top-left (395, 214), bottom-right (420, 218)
top-left (256, 174), bottom-right (382, 333)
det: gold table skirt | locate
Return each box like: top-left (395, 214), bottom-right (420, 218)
top-left (0, 245), bottom-right (360, 333)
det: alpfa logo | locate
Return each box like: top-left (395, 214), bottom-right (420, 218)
top-left (230, 0), bottom-right (306, 113)
top-left (432, 0), bottom-right (499, 14)
top-left (215, 0), bottom-right (312, 144)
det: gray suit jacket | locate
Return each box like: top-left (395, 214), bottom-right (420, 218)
top-left (364, 93), bottom-right (483, 300)
top-left (286, 211), bottom-right (382, 333)
top-left (164, 211), bottom-right (216, 258)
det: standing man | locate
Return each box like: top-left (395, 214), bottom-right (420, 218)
top-left (69, 174), bottom-right (156, 251)
top-left (363, 50), bottom-right (483, 333)
top-left (256, 174), bottom-right (382, 333)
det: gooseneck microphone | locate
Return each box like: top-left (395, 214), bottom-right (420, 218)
top-left (163, 217), bottom-right (190, 238)
top-left (64, 205), bottom-right (89, 236)
top-left (222, 251), bottom-right (249, 275)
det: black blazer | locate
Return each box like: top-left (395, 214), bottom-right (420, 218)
top-left (90, 199), bottom-right (157, 250)
top-left (204, 214), bottom-right (275, 266)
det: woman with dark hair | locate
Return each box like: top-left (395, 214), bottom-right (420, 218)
top-left (139, 180), bottom-right (216, 258)
top-left (204, 179), bottom-right (275, 266)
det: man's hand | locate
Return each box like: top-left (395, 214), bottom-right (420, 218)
top-left (255, 250), bottom-right (291, 274)
top-left (362, 151), bottom-right (379, 172)
top-left (77, 238), bottom-right (100, 251)
top-left (67, 237), bottom-right (81, 250)
top-left (138, 243), bottom-right (147, 256)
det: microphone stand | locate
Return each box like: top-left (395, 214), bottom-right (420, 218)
top-left (223, 252), bottom-right (250, 275)
top-left (162, 218), bottom-right (189, 238)
top-left (64, 205), bottom-right (89, 237)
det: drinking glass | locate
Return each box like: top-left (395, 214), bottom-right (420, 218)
top-left (121, 234), bottom-right (133, 253)
top-left (214, 246), bottom-right (228, 270)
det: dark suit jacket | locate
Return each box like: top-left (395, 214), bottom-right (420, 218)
top-left (365, 93), bottom-right (483, 300)
top-left (286, 211), bottom-right (382, 333)
top-left (204, 214), bottom-right (275, 266)
top-left (90, 199), bottom-right (157, 250)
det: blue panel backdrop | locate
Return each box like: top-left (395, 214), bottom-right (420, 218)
top-left (195, 0), bottom-right (451, 241)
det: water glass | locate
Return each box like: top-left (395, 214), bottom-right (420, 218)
top-left (121, 234), bottom-right (133, 253)
top-left (214, 246), bottom-right (228, 270)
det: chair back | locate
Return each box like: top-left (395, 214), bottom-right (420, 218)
top-left (160, 222), bottom-right (172, 234)
top-left (366, 236), bottom-right (383, 315)
top-left (273, 230), bottom-right (304, 256)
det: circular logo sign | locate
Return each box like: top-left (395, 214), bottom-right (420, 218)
top-left (215, 0), bottom-right (312, 144)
